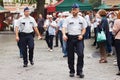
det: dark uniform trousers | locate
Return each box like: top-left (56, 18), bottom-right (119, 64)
top-left (19, 32), bottom-right (34, 64)
top-left (55, 30), bottom-right (63, 47)
top-left (45, 31), bottom-right (54, 49)
top-left (67, 35), bottom-right (84, 74)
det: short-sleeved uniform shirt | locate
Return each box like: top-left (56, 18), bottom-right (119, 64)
top-left (48, 21), bottom-right (57, 35)
top-left (16, 15), bottom-right (37, 33)
top-left (63, 15), bottom-right (87, 35)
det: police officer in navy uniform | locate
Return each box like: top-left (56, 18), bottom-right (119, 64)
top-left (15, 7), bottom-right (41, 67)
top-left (62, 3), bottom-right (87, 78)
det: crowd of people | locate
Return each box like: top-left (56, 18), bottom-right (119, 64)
top-left (14, 3), bottom-right (120, 78)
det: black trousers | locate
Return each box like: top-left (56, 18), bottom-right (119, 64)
top-left (93, 28), bottom-right (97, 45)
top-left (67, 35), bottom-right (84, 74)
top-left (55, 30), bottom-right (59, 46)
top-left (45, 31), bottom-right (54, 49)
top-left (115, 39), bottom-right (120, 71)
top-left (19, 32), bottom-right (34, 64)
top-left (38, 27), bottom-right (45, 35)
top-left (84, 26), bottom-right (91, 39)
top-left (58, 30), bottom-right (63, 47)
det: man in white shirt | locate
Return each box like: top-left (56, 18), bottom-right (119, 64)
top-left (62, 3), bottom-right (87, 78)
top-left (15, 7), bottom-right (41, 67)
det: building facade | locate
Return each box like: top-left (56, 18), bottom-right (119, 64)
top-left (4, 0), bottom-right (57, 5)
top-left (45, 0), bottom-right (57, 5)
top-left (102, 0), bottom-right (120, 6)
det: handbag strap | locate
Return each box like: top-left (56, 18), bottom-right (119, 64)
top-left (115, 29), bottom-right (120, 37)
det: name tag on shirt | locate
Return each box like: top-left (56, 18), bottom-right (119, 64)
top-left (69, 22), bottom-right (74, 24)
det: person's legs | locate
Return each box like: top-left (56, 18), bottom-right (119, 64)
top-left (84, 26), bottom-right (89, 39)
top-left (20, 36), bottom-right (28, 66)
top-left (17, 41), bottom-right (23, 58)
top-left (92, 28), bottom-right (97, 46)
top-left (115, 39), bottom-right (120, 71)
top-left (106, 32), bottom-right (112, 55)
top-left (67, 38), bottom-right (75, 74)
top-left (45, 31), bottom-right (50, 48)
top-left (88, 26), bottom-right (91, 39)
top-left (54, 31), bottom-right (58, 47)
top-left (59, 30), bottom-right (63, 47)
top-left (62, 40), bottom-right (67, 57)
top-left (99, 42), bottom-right (107, 63)
top-left (76, 40), bottom-right (84, 75)
top-left (27, 35), bottom-right (34, 63)
top-left (49, 35), bottom-right (54, 50)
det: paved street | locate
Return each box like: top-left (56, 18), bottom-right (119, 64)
top-left (0, 31), bottom-right (120, 80)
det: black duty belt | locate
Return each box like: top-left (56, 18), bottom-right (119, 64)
top-left (67, 35), bottom-right (79, 40)
top-left (19, 32), bottom-right (34, 37)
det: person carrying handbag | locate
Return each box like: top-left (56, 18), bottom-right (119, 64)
top-left (97, 10), bottom-right (110, 63)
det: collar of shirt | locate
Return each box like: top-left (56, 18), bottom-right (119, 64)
top-left (71, 15), bottom-right (79, 18)
top-left (23, 15), bottom-right (31, 19)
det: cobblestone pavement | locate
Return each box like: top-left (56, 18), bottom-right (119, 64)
top-left (0, 32), bottom-right (120, 80)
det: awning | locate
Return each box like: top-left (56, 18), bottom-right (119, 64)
top-left (115, 4), bottom-right (120, 9)
top-left (94, 3), bottom-right (112, 10)
top-left (0, 5), bottom-right (9, 13)
top-left (56, 0), bottom-right (93, 11)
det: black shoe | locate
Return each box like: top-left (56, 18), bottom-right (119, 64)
top-left (30, 61), bottom-right (34, 65)
top-left (20, 55), bottom-right (23, 58)
top-left (116, 71), bottom-right (120, 75)
top-left (54, 45), bottom-right (58, 47)
top-left (69, 73), bottom-right (74, 77)
top-left (92, 44), bottom-right (96, 46)
top-left (23, 64), bottom-right (28, 67)
top-left (96, 46), bottom-right (99, 49)
top-left (79, 72), bottom-right (84, 78)
top-left (77, 72), bottom-right (84, 78)
top-left (63, 55), bottom-right (67, 58)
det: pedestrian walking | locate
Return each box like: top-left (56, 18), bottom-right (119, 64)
top-left (113, 11), bottom-right (120, 75)
top-left (97, 10), bottom-right (109, 63)
top-left (14, 13), bottom-right (23, 58)
top-left (62, 3), bottom-right (87, 78)
top-left (37, 13), bottom-right (45, 39)
top-left (56, 13), bottom-right (63, 48)
top-left (15, 7), bottom-right (41, 67)
top-left (61, 12), bottom-right (69, 57)
top-left (54, 13), bottom-right (62, 47)
top-left (84, 11), bottom-right (91, 39)
top-left (44, 15), bottom-right (57, 51)
top-left (92, 13), bottom-right (101, 49)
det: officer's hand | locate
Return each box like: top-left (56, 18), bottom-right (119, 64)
top-left (63, 34), bottom-right (68, 41)
top-left (38, 36), bottom-right (42, 40)
top-left (16, 36), bottom-right (19, 42)
top-left (78, 35), bottom-right (83, 40)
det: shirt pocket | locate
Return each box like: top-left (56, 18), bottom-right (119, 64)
top-left (78, 22), bottom-right (83, 30)
top-left (30, 21), bottom-right (34, 27)
top-left (20, 22), bottom-right (25, 26)
top-left (19, 21), bottom-right (25, 32)
top-left (69, 21), bottom-right (74, 25)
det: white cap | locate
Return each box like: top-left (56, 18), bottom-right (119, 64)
top-left (62, 11), bottom-right (70, 16)
top-left (49, 15), bottom-right (53, 18)
top-left (58, 13), bottom-right (62, 16)
top-left (19, 12), bottom-right (24, 17)
top-left (78, 12), bottom-right (82, 16)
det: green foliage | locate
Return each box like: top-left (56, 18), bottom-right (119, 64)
top-left (12, 0), bottom-right (36, 4)
top-left (0, 0), bottom-right (3, 6)
top-left (0, 0), bottom-right (2, 2)
top-left (29, 0), bottom-right (36, 4)
top-left (89, 0), bottom-right (101, 8)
